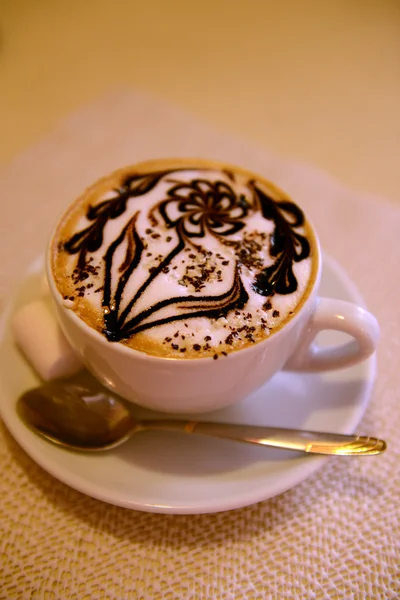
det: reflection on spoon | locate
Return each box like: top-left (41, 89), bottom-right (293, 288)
top-left (17, 382), bottom-right (387, 456)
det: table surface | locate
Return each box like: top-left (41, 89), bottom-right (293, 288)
top-left (1, 3), bottom-right (399, 599)
top-left (1, 0), bottom-right (399, 203)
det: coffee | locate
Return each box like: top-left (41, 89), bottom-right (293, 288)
top-left (50, 159), bottom-right (316, 359)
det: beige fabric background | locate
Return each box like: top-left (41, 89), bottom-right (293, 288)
top-left (1, 0), bottom-right (400, 203)
top-left (0, 90), bottom-right (399, 599)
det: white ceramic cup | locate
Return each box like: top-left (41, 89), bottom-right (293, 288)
top-left (47, 233), bottom-right (379, 414)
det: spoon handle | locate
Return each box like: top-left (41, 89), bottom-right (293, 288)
top-left (140, 421), bottom-right (386, 455)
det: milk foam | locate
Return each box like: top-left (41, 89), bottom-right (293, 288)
top-left (52, 163), bottom-right (314, 358)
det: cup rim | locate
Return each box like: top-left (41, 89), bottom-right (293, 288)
top-left (46, 158), bottom-right (322, 364)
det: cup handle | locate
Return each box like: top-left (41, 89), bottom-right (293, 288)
top-left (285, 298), bottom-right (380, 371)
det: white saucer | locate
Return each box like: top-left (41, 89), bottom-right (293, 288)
top-left (0, 255), bottom-right (376, 514)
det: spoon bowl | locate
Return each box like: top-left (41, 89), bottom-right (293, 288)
top-left (18, 383), bottom-right (137, 450)
top-left (18, 382), bottom-right (387, 456)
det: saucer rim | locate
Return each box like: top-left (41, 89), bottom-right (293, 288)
top-left (0, 254), bottom-right (376, 514)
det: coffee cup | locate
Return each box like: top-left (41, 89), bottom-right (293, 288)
top-left (46, 159), bottom-right (379, 413)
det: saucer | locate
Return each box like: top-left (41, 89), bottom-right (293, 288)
top-left (0, 255), bottom-right (376, 514)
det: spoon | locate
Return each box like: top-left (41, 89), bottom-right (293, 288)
top-left (17, 382), bottom-right (386, 456)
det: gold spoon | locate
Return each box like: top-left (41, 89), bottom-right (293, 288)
top-left (17, 382), bottom-right (386, 456)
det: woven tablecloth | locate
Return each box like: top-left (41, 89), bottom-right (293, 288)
top-left (0, 90), bottom-right (399, 599)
